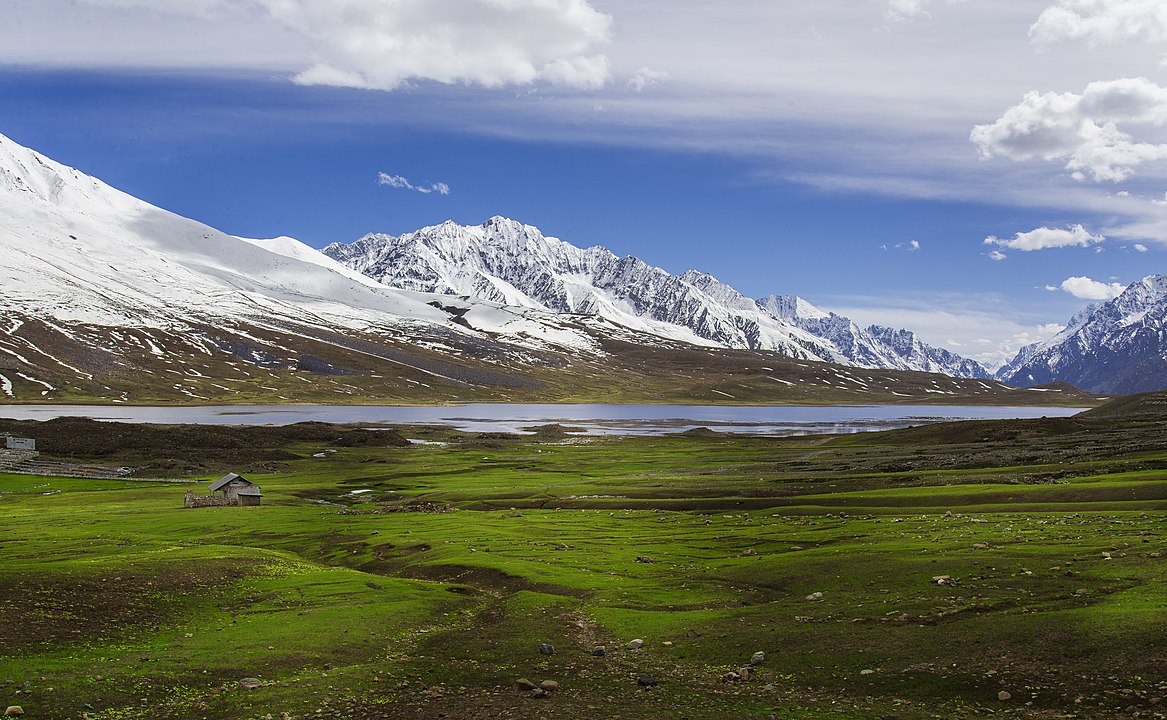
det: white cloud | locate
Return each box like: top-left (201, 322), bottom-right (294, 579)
top-left (76, 0), bottom-right (613, 90)
top-left (971, 77), bottom-right (1167, 183)
top-left (1059, 275), bottom-right (1127, 299)
top-left (1030, 0), bottom-right (1167, 46)
top-left (887, 0), bottom-right (931, 20)
top-left (988, 249), bottom-right (1008, 261)
top-left (983, 223), bottom-right (1105, 250)
top-left (277, 0), bottom-right (612, 90)
top-left (894, 239), bottom-right (921, 251)
top-left (627, 67), bottom-right (668, 92)
top-left (1135, 242), bottom-right (1150, 251)
top-left (377, 172), bottom-right (450, 195)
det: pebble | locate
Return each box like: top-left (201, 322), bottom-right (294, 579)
top-left (662, 641), bottom-right (673, 647)
top-left (628, 639), bottom-right (644, 650)
top-left (860, 669), bottom-right (875, 676)
top-left (538, 643), bottom-right (556, 655)
top-left (635, 556), bottom-right (656, 563)
top-left (998, 691), bottom-right (1013, 701)
top-left (637, 675), bottom-right (658, 687)
top-left (238, 678), bottom-right (263, 690)
top-left (591, 646), bottom-right (608, 657)
top-left (515, 679), bottom-right (538, 692)
top-left (750, 651), bottom-right (765, 665)
top-left (738, 667), bottom-right (752, 682)
top-left (805, 592), bottom-right (824, 601)
top-left (3, 708), bottom-right (23, 717)
top-left (539, 680), bottom-right (559, 692)
top-left (530, 688), bottom-right (549, 699)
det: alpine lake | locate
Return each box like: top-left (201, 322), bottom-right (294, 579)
top-left (1, 398), bottom-right (1165, 720)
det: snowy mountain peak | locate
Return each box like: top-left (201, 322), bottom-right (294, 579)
top-left (996, 273), bottom-right (1167, 393)
top-left (325, 219), bottom-right (991, 378)
top-left (0, 132), bottom-right (132, 212)
top-left (758, 295), bottom-right (831, 322)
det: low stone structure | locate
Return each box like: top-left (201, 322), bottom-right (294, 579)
top-left (184, 473), bottom-right (263, 508)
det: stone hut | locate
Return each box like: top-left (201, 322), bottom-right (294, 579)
top-left (185, 473), bottom-right (262, 508)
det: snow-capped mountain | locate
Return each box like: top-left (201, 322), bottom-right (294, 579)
top-left (324, 218), bottom-right (837, 360)
top-left (0, 132), bottom-right (638, 401)
top-left (0, 131), bottom-right (1037, 404)
top-left (996, 275), bottom-right (1167, 394)
top-left (759, 295), bottom-right (990, 378)
top-left (324, 218), bottom-right (989, 378)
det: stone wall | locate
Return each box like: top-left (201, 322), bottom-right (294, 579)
top-left (184, 491), bottom-right (236, 508)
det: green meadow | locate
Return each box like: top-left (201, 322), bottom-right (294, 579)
top-left (2, 404), bottom-right (1166, 719)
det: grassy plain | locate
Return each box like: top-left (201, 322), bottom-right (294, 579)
top-left (2, 400), bottom-right (1166, 719)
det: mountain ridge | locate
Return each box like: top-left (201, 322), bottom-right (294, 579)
top-left (324, 217), bottom-right (991, 378)
top-left (996, 274), bottom-right (1167, 394)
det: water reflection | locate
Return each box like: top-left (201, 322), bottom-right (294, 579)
top-left (0, 403), bottom-right (1081, 436)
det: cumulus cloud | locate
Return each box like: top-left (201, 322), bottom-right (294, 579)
top-left (1135, 242), bottom-right (1150, 251)
top-left (1059, 275), bottom-right (1127, 299)
top-left (971, 77), bottom-right (1167, 182)
top-left (80, 0), bottom-right (613, 90)
top-left (279, 0), bottom-right (612, 90)
top-left (983, 224), bottom-right (1105, 251)
top-left (988, 249), bottom-right (1008, 261)
top-left (1030, 0), bottom-right (1167, 46)
top-left (896, 239), bottom-right (921, 251)
top-left (377, 172), bottom-right (450, 195)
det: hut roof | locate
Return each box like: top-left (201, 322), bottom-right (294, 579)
top-left (208, 472), bottom-right (249, 492)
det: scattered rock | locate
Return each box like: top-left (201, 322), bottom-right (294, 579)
top-left (3, 708), bottom-right (23, 717)
top-left (538, 643), bottom-right (556, 655)
top-left (662, 641), bottom-right (673, 647)
top-left (238, 678), bottom-right (263, 690)
top-left (742, 548), bottom-right (757, 556)
top-left (932, 575), bottom-right (952, 585)
top-left (530, 688), bottom-right (549, 699)
top-left (749, 651), bottom-right (765, 665)
top-left (998, 691), bottom-right (1013, 701)
top-left (591, 646), bottom-right (608, 657)
top-left (628, 639), bottom-right (644, 650)
top-left (635, 556), bottom-right (656, 563)
top-left (515, 679), bottom-right (538, 692)
top-left (738, 667), bottom-right (752, 682)
top-left (973, 543), bottom-right (989, 550)
top-left (539, 680), bottom-right (559, 692)
top-left (686, 630), bottom-right (702, 638)
top-left (805, 592), bottom-right (824, 601)
top-left (637, 675), bottom-right (658, 687)
top-left (722, 671), bottom-right (741, 682)
top-left (860, 669), bottom-right (875, 676)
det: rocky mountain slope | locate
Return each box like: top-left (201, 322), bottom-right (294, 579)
top-left (0, 131), bottom-right (1065, 405)
top-left (996, 275), bottom-right (1167, 394)
top-left (324, 218), bottom-right (989, 378)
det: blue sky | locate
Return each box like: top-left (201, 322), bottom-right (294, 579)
top-left (1, 0), bottom-right (1165, 368)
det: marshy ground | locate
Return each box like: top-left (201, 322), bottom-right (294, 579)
top-left (1, 395), bottom-right (1166, 719)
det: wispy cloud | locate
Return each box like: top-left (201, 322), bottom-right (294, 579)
top-left (882, 239), bottom-right (921, 252)
top-left (983, 224), bottom-right (1104, 252)
top-left (377, 172), bottom-right (450, 196)
top-left (1059, 275), bottom-right (1127, 299)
